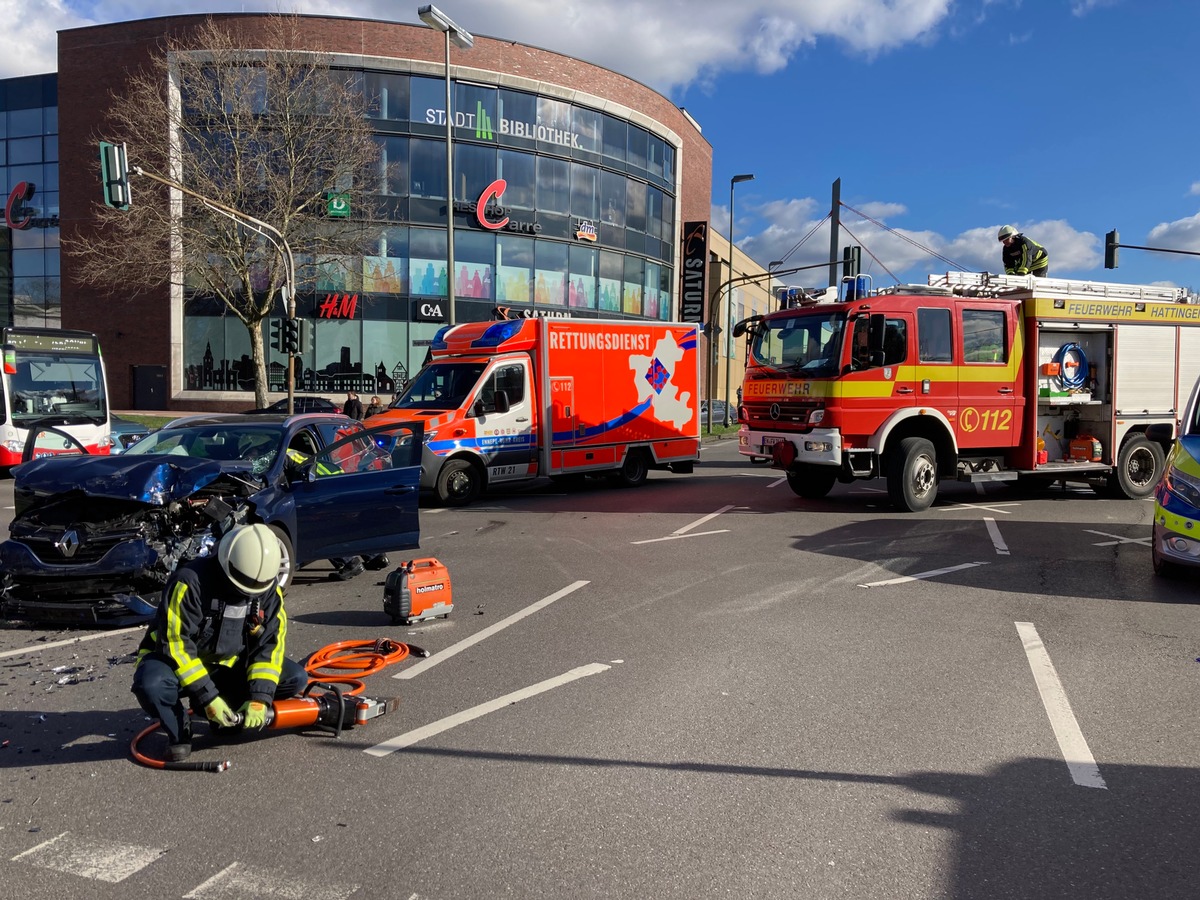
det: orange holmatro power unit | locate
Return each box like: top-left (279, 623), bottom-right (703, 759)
top-left (367, 317), bottom-right (701, 506)
top-left (383, 558), bottom-right (452, 625)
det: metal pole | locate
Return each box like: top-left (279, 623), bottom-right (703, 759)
top-left (444, 29), bottom-right (456, 326)
top-left (723, 182), bottom-right (735, 427)
top-left (829, 177), bottom-right (841, 288)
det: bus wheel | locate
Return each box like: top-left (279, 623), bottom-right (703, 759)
top-left (437, 459), bottom-right (482, 506)
top-left (888, 437), bottom-right (938, 512)
top-left (1108, 436), bottom-right (1164, 499)
top-left (786, 465), bottom-right (837, 498)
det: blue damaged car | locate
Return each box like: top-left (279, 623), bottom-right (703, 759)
top-left (0, 413), bottom-right (423, 625)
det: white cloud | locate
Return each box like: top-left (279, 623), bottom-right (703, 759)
top-left (1071, 0), bottom-right (1120, 17)
top-left (1188, 182), bottom-right (1200, 196)
top-left (1148, 211), bottom-right (1200, 252)
top-left (738, 199), bottom-right (1100, 282)
top-left (2, 0), bottom-right (958, 89)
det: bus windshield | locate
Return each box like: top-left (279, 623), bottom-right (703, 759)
top-left (750, 311), bottom-right (848, 378)
top-left (7, 350), bottom-right (108, 426)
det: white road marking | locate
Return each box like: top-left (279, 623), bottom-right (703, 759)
top-left (0, 626), bottom-right (142, 660)
top-left (184, 861), bottom-right (359, 899)
top-left (369, 662), bottom-right (611, 757)
top-left (1014, 622), bottom-right (1106, 790)
top-left (632, 530), bottom-right (729, 544)
top-left (674, 505), bottom-right (735, 535)
top-left (858, 561), bottom-right (988, 588)
top-left (1085, 529), bottom-right (1152, 547)
top-left (935, 501), bottom-right (1022, 515)
top-left (984, 517), bottom-right (1011, 555)
top-left (12, 831), bottom-right (164, 883)
top-left (768, 476), bottom-right (786, 488)
top-left (394, 580), bottom-right (589, 680)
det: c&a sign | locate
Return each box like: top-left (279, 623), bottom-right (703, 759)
top-left (5, 182), bottom-right (58, 230)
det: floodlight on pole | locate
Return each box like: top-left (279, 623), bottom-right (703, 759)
top-left (418, 5), bottom-right (473, 326)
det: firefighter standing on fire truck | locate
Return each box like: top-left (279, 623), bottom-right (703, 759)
top-left (998, 225), bottom-right (1049, 277)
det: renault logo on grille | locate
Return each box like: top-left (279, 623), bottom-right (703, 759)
top-left (770, 403), bottom-right (781, 421)
top-left (56, 529), bottom-right (80, 558)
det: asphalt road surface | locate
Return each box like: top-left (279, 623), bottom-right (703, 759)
top-left (1, 440), bottom-right (1198, 899)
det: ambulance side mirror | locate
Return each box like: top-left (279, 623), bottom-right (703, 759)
top-left (493, 390), bottom-right (510, 414)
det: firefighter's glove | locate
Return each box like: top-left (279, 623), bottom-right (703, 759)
top-left (204, 696), bottom-right (240, 729)
top-left (239, 700), bottom-right (268, 730)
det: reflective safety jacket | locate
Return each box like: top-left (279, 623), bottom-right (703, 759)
top-left (1003, 234), bottom-right (1049, 275)
top-left (136, 555), bottom-right (287, 708)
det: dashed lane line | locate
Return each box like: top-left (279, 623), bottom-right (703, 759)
top-left (984, 517), bottom-right (1011, 555)
top-left (858, 561), bottom-right (989, 588)
top-left (0, 626), bottom-right (142, 660)
top-left (1015, 622), bottom-right (1106, 790)
top-left (12, 831), bottom-right (165, 884)
top-left (184, 861), bottom-right (359, 899)
top-left (369, 662), bottom-right (612, 758)
top-left (394, 580), bottom-right (589, 680)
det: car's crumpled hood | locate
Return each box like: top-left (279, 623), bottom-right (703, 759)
top-left (13, 455), bottom-right (225, 505)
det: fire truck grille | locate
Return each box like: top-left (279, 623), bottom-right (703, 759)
top-left (745, 399), bottom-right (820, 427)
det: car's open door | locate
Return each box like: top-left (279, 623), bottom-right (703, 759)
top-left (290, 421), bottom-right (423, 563)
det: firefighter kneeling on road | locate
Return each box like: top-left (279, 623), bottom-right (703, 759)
top-left (131, 523), bottom-right (307, 762)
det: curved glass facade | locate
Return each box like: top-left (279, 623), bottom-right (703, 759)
top-left (183, 70), bottom-right (679, 398)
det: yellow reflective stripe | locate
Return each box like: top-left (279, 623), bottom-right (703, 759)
top-left (248, 662), bottom-right (282, 680)
top-left (165, 581), bottom-right (209, 687)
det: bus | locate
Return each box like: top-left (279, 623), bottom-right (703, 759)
top-left (0, 327), bottom-right (111, 466)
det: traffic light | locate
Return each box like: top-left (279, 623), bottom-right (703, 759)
top-left (269, 318), bottom-right (283, 352)
top-left (283, 318), bottom-right (302, 355)
top-left (842, 245), bottom-right (861, 279)
top-left (1104, 229), bottom-right (1119, 269)
top-left (99, 141), bottom-right (131, 210)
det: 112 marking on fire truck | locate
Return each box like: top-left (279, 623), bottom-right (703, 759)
top-left (736, 271), bottom-right (1199, 511)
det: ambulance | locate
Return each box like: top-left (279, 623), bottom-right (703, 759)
top-left (735, 271), bottom-right (1200, 511)
top-left (369, 316), bottom-right (701, 505)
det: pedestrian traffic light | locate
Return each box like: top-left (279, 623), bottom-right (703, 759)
top-left (269, 318), bottom-right (283, 352)
top-left (283, 318), bottom-right (301, 355)
top-left (1104, 230), bottom-right (1119, 269)
top-left (99, 141), bottom-right (131, 210)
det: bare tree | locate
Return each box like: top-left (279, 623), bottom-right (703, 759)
top-left (69, 15), bottom-right (381, 407)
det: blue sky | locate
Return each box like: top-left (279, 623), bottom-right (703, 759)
top-left (8, 0), bottom-right (1198, 290)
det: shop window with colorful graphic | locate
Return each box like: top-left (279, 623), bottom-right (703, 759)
top-left (534, 242), bottom-right (568, 306)
top-left (408, 228), bottom-right (447, 297)
top-left (496, 235), bottom-right (532, 304)
top-left (599, 250), bottom-right (622, 313)
top-left (568, 245), bottom-right (598, 309)
top-left (623, 256), bottom-right (644, 316)
top-left (454, 230), bottom-right (495, 300)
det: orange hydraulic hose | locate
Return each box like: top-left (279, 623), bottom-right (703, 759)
top-left (130, 637), bottom-right (418, 771)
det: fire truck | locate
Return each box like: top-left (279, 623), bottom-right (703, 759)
top-left (735, 271), bottom-right (1200, 511)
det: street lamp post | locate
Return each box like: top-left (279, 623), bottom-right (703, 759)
top-left (418, 4), bottom-right (473, 327)
top-left (722, 173), bottom-right (754, 426)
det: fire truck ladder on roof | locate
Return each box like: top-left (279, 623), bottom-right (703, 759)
top-left (928, 271), bottom-right (1193, 303)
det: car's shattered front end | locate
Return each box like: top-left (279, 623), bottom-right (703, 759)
top-left (0, 456), bottom-right (263, 625)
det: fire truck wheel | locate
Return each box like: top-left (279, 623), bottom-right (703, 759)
top-left (1108, 436), bottom-right (1165, 499)
top-left (786, 466), bottom-right (837, 498)
top-left (437, 458), bottom-right (483, 506)
top-left (888, 437), bottom-right (938, 512)
top-left (268, 525), bottom-right (295, 592)
top-left (616, 450), bottom-right (650, 487)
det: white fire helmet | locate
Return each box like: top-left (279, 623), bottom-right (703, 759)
top-left (217, 524), bottom-right (281, 594)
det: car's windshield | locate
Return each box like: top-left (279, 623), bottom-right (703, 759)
top-left (389, 362), bottom-right (486, 411)
top-left (123, 423), bottom-right (283, 474)
top-left (750, 311), bottom-right (847, 378)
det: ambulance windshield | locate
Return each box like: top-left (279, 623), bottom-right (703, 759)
top-left (390, 362), bottom-right (486, 411)
top-left (751, 311), bottom-right (847, 378)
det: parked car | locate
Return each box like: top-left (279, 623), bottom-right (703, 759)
top-left (108, 414), bottom-right (152, 454)
top-left (1150, 376), bottom-right (1200, 577)
top-left (245, 396), bottom-right (339, 414)
top-left (699, 400), bottom-right (731, 424)
top-left (0, 413), bottom-right (423, 625)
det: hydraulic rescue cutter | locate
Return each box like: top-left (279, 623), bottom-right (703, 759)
top-left (132, 637), bottom-right (428, 772)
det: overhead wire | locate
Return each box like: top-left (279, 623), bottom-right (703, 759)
top-left (839, 222), bottom-right (900, 284)
top-left (839, 201), bottom-right (969, 272)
